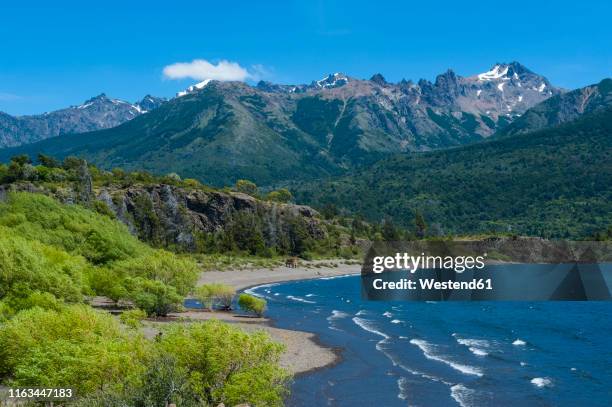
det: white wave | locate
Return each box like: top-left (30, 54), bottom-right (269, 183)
top-left (305, 293), bottom-right (315, 297)
top-left (273, 293), bottom-right (279, 296)
top-left (397, 377), bottom-right (409, 400)
top-left (383, 311), bottom-right (393, 318)
top-left (391, 319), bottom-right (402, 324)
top-left (352, 318), bottom-right (454, 388)
top-left (456, 338), bottom-right (490, 348)
top-left (352, 317), bottom-right (389, 339)
top-left (455, 337), bottom-right (490, 357)
top-left (520, 361), bottom-right (527, 366)
top-left (286, 295), bottom-right (316, 304)
top-left (355, 310), bottom-right (367, 316)
top-left (409, 339), bottom-right (483, 377)
top-left (512, 339), bottom-right (526, 346)
top-left (327, 310), bottom-right (350, 322)
top-left (468, 347), bottom-right (488, 356)
top-left (399, 336), bottom-right (409, 339)
top-left (451, 384), bottom-right (477, 407)
top-left (319, 273), bottom-right (355, 280)
top-left (243, 282), bottom-right (278, 297)
top-left (530, 377), bottom-right (552, 388)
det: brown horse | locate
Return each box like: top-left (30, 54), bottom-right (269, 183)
top-left (285, 257), bottom-right (299, 268)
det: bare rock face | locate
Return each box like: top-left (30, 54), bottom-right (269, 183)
top-left (96, 185), bottom-right (326, 250)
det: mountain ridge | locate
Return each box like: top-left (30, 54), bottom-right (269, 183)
top-left (0, 62), bottom-right (563, 187)
top-left (0, 93), bottom-right (166, 148)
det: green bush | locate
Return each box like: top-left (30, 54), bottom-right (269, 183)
top-left (0, 192), bottom-right (199, 316)
top-left (266, 188), bottom-right (292, 203)
top-left (0, 228), bottom-right (87, 314)
top-left (158, 320), bottom-right (289, 406)
top-left (235, 179), bottom-right (258, 196)
top-left (0, 305), bottom-right (150, 394)
top-left (238, 293), bottom-right (266, 317)
top-left (126, 278), bottom-right (183, 317)
top-left (195, 283), bottom-right (236, 311)
top-left (119, 308), bottom-right (148, 328)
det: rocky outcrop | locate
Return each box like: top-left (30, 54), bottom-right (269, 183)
top-left (96, 185), bottom-right (326, 250)
top-left (4, 181), bottom-right (327, 251)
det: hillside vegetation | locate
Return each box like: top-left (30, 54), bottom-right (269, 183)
top-left (0, 192), bottom-right (198, 318)
top-left (0, 190), bottom-right (291, 406)
top-left (293, 108), bottom-right (612, 239)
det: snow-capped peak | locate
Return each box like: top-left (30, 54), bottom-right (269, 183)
top-left (315, 73), bottom-right (349, 88)
top-left (176, 79), bottom-right (213, 97)
top-left (477, 65), bottom-right (509, 81)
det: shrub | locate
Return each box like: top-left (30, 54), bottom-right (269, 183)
top-left (119, 308), bottom-right (148, 328)
top-left (126, 278), bottom-right (183, 317)
top-left (111, 250), bottom-right (199, 296)
top-left (0, 229), bottom-right (87, 312)
top-left (266, 188), bottom-right (292, 203)
top-left (195, 283), bottom-right (236, 310)
top-left (0, 305), bottom-right (149, 394)
top-left (158, 320), bottom-right (289, 406)
top-left (235, 179), bottom-right (258, 196)
top-left (238, 294), bottom-right (266, 317)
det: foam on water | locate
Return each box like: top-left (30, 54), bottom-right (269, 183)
top-left (286, 295), bottom-right (316, 304)
top-left (244, 282), bottom-right (278, 298)
top-left (397, 377), bottom-right (409, 400)
top-left (391, 319), bottom-right (402, 324)
top-left (450, 384), bottom-right (477, 407)
top-left (352, 317), bottom-right (390, 339)
top-left (327, 310), bottom-right (350, 322)
top-left (512, 339), bottom-right (526, 346)
top-left (455, 337), bottom-right (491, 357)
top-left (468, 347), bottom-right (488, 356)
top-left (456, 338), bottom-right (491, 348)
top-left (319, 274), bottom-right (354, 280)
top-left (409, 339), bottom-right (483, 377)
top-left (383, 311), bottom-right (393, 318)
top-left (531, 377), bottom-right (553, 388)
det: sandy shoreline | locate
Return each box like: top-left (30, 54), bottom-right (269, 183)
top-left (187, 260), bottom-right (361, 375)
top-left (197, 260), bottom-right (361, 291)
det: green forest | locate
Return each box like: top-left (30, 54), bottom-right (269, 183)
top-left (293, 108), bottom-right (612, 239)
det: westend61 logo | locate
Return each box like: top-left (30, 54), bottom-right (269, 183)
top-left (370, 252), bottom-right (491, 292)
top-left (362, 240), bottom-right (612, 301)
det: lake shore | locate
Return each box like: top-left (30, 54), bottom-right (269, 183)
top-left (184, 260), bottom-right (362, 375)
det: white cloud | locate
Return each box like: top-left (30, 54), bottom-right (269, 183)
top-left (163, 59), bottom-right (252, 82)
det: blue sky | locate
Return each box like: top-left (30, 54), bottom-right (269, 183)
top-left (1, 0), bottom-right (611, 115)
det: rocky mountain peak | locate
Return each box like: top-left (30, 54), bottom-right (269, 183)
top-left (136, 95), bottom-right (166, 112)
top-left (312, 73), bottom-right (349, 89)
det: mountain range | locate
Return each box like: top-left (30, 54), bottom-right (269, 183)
top-left (0, 62), bottom-right (565, 186)
top-left (0, 93), bottom-right (166, 148)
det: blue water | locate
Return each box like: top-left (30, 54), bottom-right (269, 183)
top-left (245, 275), bottom-right (612, 407)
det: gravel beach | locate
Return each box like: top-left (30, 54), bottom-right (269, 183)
top-left (189, 260), bottom-right (362, 374)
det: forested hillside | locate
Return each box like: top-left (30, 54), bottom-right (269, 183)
top-left (292, 108), bottom-right (612, 239)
